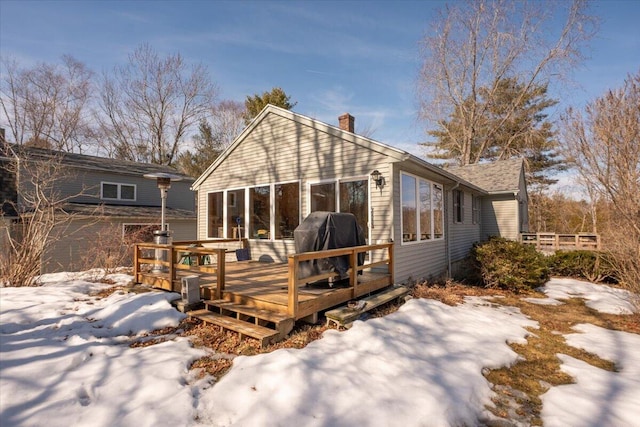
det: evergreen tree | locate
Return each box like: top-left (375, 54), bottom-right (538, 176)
top-left (427, 78), bottom-right (564, 188)
top-left (175, 120), bottom-right (222, 177)
top-left (243, 87), bottom-right (296, 124)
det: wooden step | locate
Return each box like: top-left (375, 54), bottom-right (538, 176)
top-left (204, 299), bottom-right (290, 324)
top-left (325, 285), bottom-right (410, 328)
top-left (188, 309), bottom-right (279, 347)
top-left (204, 299), bottom-right (295, 338)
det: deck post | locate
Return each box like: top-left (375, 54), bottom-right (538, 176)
top-left (134, 244), bottom-right (140, 283)
top-left (387, 243), bottom-right (394, 284)
top-left (287, 255), bottom-right (299, 318)
top-left (350, 248), bottom-right (357, 298)
top-left (169, 245), bottom-right (176, 291)
top-left (215, 248), bottom-right (226, 300)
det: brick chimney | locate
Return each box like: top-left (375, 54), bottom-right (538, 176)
top-left (338, 113), bottom-right (355, 133)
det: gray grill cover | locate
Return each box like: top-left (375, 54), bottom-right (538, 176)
top-left (294, 211), bottom-right (366, 280)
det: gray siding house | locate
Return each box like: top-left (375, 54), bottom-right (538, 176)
top-left (1, 144), bottom-right (196, 273)
top-left (191, 105), bottom-right (528, 283)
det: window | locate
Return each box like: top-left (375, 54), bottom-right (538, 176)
top-left (310, 182), bottom-right (336, 212)
top-left (339, 179), bottom-right (368, 237)
top-left (207, 183), bottom-right (300, 241)
top-left (207, 192), bottom-right (223, 238)
top-left (249, 186), bottom-right (270, 239)
top-left (433, 184), bottom-right (443, 238)
top-left (472, 195), bottom-right (481, 224)
top-left (401, 172), bottom-right (444, 243)
top-left (419, 180), bottom-right (431, 239)
top-left (401, 174), bottom-right (417, 242)
top-left (453, 189), bottom-right (464, 223)
top-left (227, 189), bottom-right (245, 238)
top-left (101, 182), bottom-right (136, 201)
top-left (275, 182), bottom-right (300, 239)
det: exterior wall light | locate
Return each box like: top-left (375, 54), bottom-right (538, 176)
top-left (371, 169), bottom-right (385, 190)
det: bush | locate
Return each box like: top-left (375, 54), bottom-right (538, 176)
top-left (548, 250), bottom-right (617, 283)
top-left (470, 237), bottom-right (549, 292)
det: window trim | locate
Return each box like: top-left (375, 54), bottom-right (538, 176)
top-left (101, 181), bottom-right (136, 201)
top-left (400, 171), bottom-right (445, 245)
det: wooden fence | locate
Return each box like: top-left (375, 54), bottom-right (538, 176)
top-left (520, 233), bottom-right (600, 251)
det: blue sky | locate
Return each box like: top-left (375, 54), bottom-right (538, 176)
top-left (1, 0), bottom-right (639, 157)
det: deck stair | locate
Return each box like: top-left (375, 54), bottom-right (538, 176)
top-left (188, 299), bottom-right (295, 347)
top-left (325, 285), bottom-right (410, 328)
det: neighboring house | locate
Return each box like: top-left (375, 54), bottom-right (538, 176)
top-left (191, 105), bottom-right (529, 283)
top-left (0, 143), bottom-right (196, 273)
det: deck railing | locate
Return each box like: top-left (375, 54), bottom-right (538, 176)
top-left (134, 240), bottom-right (394, 319)
top-left (287, 243), bottom-right (394, 318)
top-left (520, 233), bottom-right (600, 251)
top-left (133, 238), bottom-right (247, 295)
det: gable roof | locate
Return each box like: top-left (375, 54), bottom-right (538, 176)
top-left (192, 104), bottom-right (485, 193)
top-left (2, 143), bottom-right (194, 181)
top-left (446, 158), bottom-right (524, 194)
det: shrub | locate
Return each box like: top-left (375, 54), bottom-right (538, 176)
top-left (470, 237), bottom-right (549, 292)
top-left (549, 250), bottom-right (617, 283)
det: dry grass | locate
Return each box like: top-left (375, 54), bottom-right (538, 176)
top-left (95, 280), bottom-right (639, 424)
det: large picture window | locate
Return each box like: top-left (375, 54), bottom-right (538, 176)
top-left (401, 174), bottom-right (417, 242)
top-left (208, 182), bottom-right (300, 241)
top-left (339, 179), bottom-right (368, 237)
top-left (310, 182), bottom-right (336, 212)
top-left (419, 179), bottom-right (431, 239)
top-left (249, 186), bottom-right (270, 239)
top-left (310, 178), bottom-right (370, 241)
top-left (227, 189), bottom-right (245, 238)
top-left (275, 182), bottom-right (299, 239)
top-left (401, 172), bottom-right (444, 243)
top-left (207, 192), bottom-right (223, 238)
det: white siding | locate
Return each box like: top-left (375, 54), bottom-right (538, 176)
top-left (196, 113), bottom-right (394, 265)
top-left (481, 195), bottom-right (519, 240)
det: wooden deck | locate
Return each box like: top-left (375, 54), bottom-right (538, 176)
top-left (134, 240), bottom-right (394, 345)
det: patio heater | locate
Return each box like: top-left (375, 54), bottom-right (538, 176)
top-left (143, 172), bottom-right (183, 272)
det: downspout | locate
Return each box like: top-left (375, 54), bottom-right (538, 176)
top-left (446, 181), bottom-right (460, 279)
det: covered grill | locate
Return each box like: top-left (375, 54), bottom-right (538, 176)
top-left (294, 211), bottom-right (366, 285)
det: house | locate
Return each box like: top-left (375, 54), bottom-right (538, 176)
top-left (191, 105), bottom-right (529, 284)
top-left (446, 158), bottom-right (529, 241)
top-left (0, 143), bottom-right (196, 273)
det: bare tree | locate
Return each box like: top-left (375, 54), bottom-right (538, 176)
top-left (97, 43), bottom-right (218, 165)
top-left (212, 100), bottom-right (246, 150)
top-left (0, 147), bottom-right (97, 286)
top-left (562, 70), bottom-right (640, 297)
top-left (0, 55), bottom-right (94, 152)
top-left (418, 0), bottom-right (596, 166)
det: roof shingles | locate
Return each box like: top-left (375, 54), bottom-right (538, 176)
top-left (446, 158), bottom-right (524, 193)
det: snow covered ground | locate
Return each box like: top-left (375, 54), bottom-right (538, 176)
top-left (1, 273), bottom-right (638, 426)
